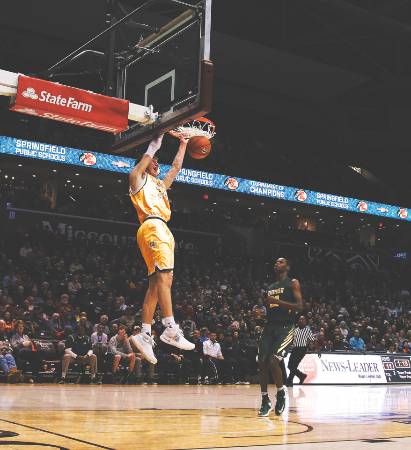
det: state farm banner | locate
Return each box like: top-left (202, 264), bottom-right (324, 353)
top-left (285, 353), bottom-right (387, 384)
top-left (10, 75), bottom-right (129, 133)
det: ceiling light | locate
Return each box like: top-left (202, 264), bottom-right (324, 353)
top-left (32, 174), bottom-right (36, 178)
top-left (17, 164), bottom-right (22, 167)
top-left (67, 180), bottom-right (71, 183)
top-left (117, 179), bottom-right (122, 183)
top-left (52, 169), bottom-right (57, 173)
top-left (99, 185), bottom-right (103, 188)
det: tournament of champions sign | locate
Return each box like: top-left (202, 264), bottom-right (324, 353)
top-left (1, 134), bottom-right (410, 222)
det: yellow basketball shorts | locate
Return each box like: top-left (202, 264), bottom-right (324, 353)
top-left (137, 218), bottom-right (175, 276)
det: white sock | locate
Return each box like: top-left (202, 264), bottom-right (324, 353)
top-left (277, 386), bottom-right (286, 393)
top-left (162, 316), bottom-right (176, 327)
top-left (142, 323), bottom-right (151, 335)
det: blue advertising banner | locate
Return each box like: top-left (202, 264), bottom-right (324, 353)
top-left (0, 134), bottom-right (410, 222)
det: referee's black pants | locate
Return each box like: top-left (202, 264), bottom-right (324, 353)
top-left (287, 347), bottom-right (307, 383)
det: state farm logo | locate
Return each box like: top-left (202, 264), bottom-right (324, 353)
top-left (21, 87), bottom-right (93, 113)
top-left (398, 208), bottom-right (408, 219)
top-left (295, 189), bottom-right (307, 202)
top-left (22, 87), bottom-right (38, 100)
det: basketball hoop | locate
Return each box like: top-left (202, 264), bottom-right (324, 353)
top-left (173, 117), bottom-right (216, 140)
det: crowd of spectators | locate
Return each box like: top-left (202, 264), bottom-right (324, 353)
top-left (0, 221), bottom-right (410, 384)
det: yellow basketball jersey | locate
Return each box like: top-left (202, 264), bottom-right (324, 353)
top-left (129, 174), bottom-right (171, 224)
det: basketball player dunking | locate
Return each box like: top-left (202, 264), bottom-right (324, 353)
top-left (258, 258), bottom-right (303, 416)
top-left (129, 132), bottom-right (194, 364)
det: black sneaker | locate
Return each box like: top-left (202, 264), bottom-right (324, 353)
top-left (275, 389), bottom-right (286, 416)
top-left (258, 396), bottom-right (272, 417)
top-left (125, 374), bottom-right (136, 385)
top-left (299, 373), bottom-right (307, 385)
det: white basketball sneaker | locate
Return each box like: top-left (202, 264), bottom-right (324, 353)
top-left (130, 333), bottom-right (157, 365)
top-left (160, 325), bottom-right (195, 350)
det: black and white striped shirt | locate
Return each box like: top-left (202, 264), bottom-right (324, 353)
top-left (292, 326), bottom-right (315, 348)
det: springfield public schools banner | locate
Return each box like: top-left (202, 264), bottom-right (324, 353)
top-left (1, 134), bottom-right (411, 223)
top-left (285, 353), bottom-right (387, 384)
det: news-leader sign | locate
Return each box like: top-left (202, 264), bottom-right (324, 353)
top-left (285, 353), bottom-right (387, 384)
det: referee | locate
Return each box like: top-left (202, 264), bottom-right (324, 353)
top-left (286, 316), bottom-right (314, 386)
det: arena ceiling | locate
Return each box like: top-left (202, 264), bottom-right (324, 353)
top-left (2, 0), bottom-right (411, 206)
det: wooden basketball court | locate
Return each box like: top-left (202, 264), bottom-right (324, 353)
top-left (0, 384), bottom-right (410, 449)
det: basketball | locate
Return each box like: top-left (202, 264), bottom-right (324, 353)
top-left (187, 136), bottom-right (211, 159)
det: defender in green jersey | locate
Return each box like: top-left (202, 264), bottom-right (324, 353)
top-left (258, 257), bottom-right (303, 417)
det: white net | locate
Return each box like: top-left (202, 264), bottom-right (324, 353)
top-left (174, 118), bottom-right (216, 139)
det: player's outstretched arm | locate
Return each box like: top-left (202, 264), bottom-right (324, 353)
top-left (129, 135), bottom-right (163, 193)
top-left (163, 132), bottom-right (189, 189)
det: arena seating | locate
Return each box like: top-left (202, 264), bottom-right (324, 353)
top-left (1, 216), bottom-right (410, 384)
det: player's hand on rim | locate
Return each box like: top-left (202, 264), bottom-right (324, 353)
top-left (168, 129), bottom-right (190, 144)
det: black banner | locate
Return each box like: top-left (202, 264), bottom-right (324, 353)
top-left (381, 355), bottom-right (411, 383)
top-left (4, 207), bottom-right (222, 255)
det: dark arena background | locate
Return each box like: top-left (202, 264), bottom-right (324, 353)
top-left (1, 1), bottom-right (411, 449)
